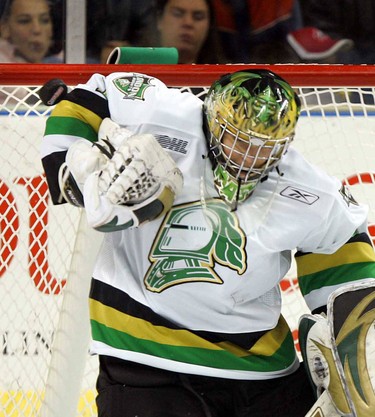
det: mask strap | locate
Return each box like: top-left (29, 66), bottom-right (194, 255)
top-left (232, 177), bottom-right (242, 212)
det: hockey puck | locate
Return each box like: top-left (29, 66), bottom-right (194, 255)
top-left (38, 78), bottom-right (68, 106)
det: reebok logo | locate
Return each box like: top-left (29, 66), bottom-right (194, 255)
top-left (280, 186), bottom-right (319, 205)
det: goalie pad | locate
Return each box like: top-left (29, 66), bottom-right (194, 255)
top-left (83, 132), bottom-right (183, 231)
top-left (299, 279), bottom-right (375, 417)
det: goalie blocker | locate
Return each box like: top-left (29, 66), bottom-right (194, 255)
top-left (299, 279), bottom-right (375, 417)
top-left (59, 118), bottom-right (183, 231)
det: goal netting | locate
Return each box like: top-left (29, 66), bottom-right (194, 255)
top-left (1, 63), bottom-right (375, 417)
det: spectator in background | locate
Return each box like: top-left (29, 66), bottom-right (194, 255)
top-left (299, 0), bottom-right (375, 64)
top-left (155, 0), bottom-right (226, 64)
top-left (213, 0), bottom-right (353, 64)
top-left (211, 0), bottom-right (241, 62)
top-left (0, 0), bottom-right (63, 63)
top-left (213, 0), bottom-right (300, 63)
top-left (86, 0), bottom-right (156, 64)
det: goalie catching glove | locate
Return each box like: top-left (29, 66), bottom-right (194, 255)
top-left (59, 118), bottom-right (183, 231)
top-left (58, 118), bottom-right (134, 205)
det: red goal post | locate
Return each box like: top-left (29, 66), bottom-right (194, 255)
top-left (2, 62), bottom-right (375, 86)
top-left (1, 64), bottom-right (375, 417)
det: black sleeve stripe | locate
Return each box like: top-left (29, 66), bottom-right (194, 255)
top-left (347, 231), bottom-right (373, 245)
top-left (66, 88), bottom-right (110, 120)
top-left (295, 231), bottom-right (373, 258)
top-left (42, 151), bottom-right (67, 205)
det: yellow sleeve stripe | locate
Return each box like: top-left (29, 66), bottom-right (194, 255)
top-left (51, 100), bottom-right (103, 134)
top-left (297, 241), bottom-right (375, 276)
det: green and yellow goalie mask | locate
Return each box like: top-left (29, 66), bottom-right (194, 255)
top-left (203, 69), bottom-right (301, 209)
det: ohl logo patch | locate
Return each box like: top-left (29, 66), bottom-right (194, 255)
top-left (113, 75), bottom-right (154, 100)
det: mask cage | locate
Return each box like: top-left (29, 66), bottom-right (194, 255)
top-left (208, 115), bottom-right (293, 184)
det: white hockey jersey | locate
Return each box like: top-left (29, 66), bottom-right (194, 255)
top-left (41, 72), bottom-right (375, 380)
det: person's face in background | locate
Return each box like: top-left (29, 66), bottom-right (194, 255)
top-left (0, 0), bottom-right (53, 62)
top-left (158, 0), bottom-right (210, 64)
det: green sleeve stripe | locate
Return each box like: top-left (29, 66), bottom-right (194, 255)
top-left (51, 98), bottom-right (103, 131)
top-left (298, 262), bottom-right (375, 296)
top-left (90, 319), bottom-right (296, 372)
top-left (44, 116), bottom-right (98, 143)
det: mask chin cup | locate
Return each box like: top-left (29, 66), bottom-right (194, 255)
top-left (199, 161), bottom-right (257, 213)
top-left (217, 166), bottom-right (258, 207)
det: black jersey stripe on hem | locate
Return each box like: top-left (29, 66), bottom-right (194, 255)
top-left (89, 278), bottom-right (268, 350)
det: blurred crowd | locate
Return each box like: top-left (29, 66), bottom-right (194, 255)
top-left (0, 0), bottom-right (375, 65)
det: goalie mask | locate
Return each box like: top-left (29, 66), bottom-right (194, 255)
top-left (203, 69), bottom-right (301, 208)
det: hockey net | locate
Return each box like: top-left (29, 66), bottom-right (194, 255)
top-left (1, 63), bottom-right (375, 417)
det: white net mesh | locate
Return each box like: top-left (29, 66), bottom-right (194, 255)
top-left (0, 85), bottom-right (98, 417)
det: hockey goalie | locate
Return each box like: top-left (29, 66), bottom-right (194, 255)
top-left (40, 69), bottom-right (375, 417)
